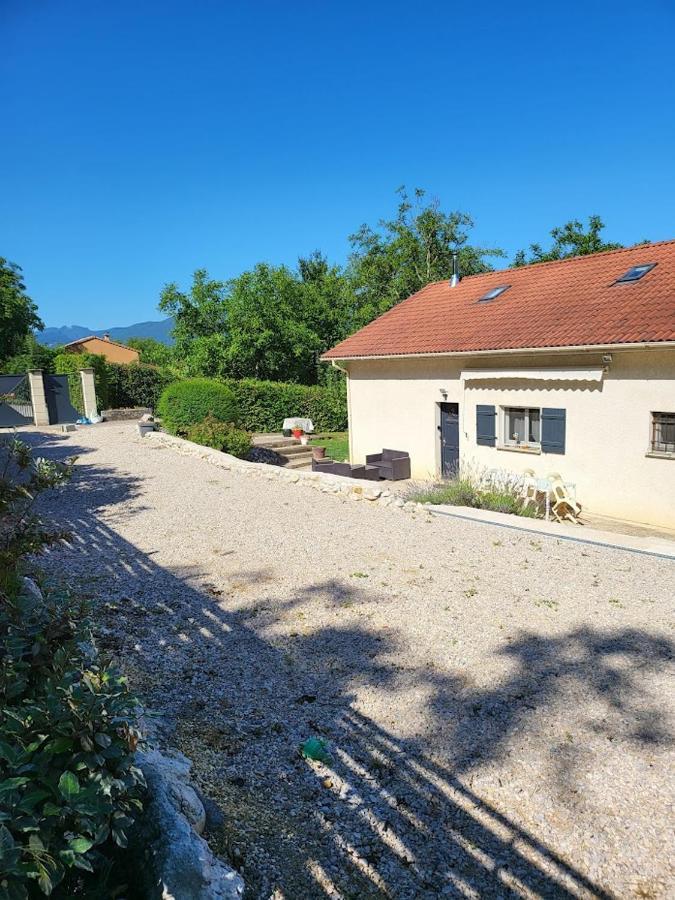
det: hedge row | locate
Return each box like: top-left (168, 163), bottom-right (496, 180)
top-left (221, 377), bottom-right (347, 433)
top-left (105, 362), bottom-right (174, 411)
top-left (52, 358), bottom-right (348, 431)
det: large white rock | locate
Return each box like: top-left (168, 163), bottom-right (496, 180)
top-left (133, 749), bottom-right (244, 900)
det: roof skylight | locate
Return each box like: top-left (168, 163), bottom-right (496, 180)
top-left (614, 263), bottom-right (656, 284)
top-left (477, 284), bottom-right (510, 303)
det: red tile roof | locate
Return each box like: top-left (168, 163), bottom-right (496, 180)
top-left (64, 335), bottom-right (137, 352)
top-left (323, 240), bottom-right (675, 359)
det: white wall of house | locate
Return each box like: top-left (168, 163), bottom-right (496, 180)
top-left (343, 347), bottom-right (675, 528)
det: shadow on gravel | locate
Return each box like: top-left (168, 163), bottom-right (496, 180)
top-left (32, 432), bottom-right (673, 900)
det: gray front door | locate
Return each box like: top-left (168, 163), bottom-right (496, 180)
top-left (439, 402), bottom-right (459, 477)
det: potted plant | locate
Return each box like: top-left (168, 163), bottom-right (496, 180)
top-left (292, 428), bottom-right (303, 439)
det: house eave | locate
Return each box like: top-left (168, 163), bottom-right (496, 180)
top-left (322, 340), bottom-right (675, 363)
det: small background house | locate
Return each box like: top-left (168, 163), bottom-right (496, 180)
top-left (323, 241), bottom-right (675, 528)
top-left (63, 333), bottom-right (140, 364)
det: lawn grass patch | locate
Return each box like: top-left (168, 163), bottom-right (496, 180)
top-left (310, 431), bottom-right (349, 461)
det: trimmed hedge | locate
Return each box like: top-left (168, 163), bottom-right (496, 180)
top-left (221, 377), bottom-right (347, 433)
top-left (157, 378), bottom-right (239, 434)
top-left (105, 363), bottom-right (173, 411)
top-left (54, 352), bottom-right (108, 414)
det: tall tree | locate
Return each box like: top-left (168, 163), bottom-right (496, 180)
top-left (0, 334), bottom-right (56, 375)
top-left (347, 187), bottom-right (504, 326)
top-left (158, 269), bottom-right (229, 359)
top-left (0, 257), bottom-right (43, 360)
top-left (225, 263), bottom-right (321, 383)
top-left (126, 337), bottom-right (174, 367)
top-left (514, 216), bottom-right (623, 266)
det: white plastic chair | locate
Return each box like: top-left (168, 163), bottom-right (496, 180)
top-left (547, 473), bottom-right (582, 523)
top-left (521, 468), bottom-right (539, 512)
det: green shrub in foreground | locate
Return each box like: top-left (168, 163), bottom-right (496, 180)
top-left (0, 587), bottom-right (144, 898)
top-left (157, 378), bottom-right (239, 434)
top-left (187, 415), bottom-right (252, 458)
top-left (0, 437), bottom-right (144, 897)
top-left (0, 437), bottom-right (73, 594)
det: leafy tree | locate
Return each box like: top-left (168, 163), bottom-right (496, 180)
top-left (0, 257), bottom-right (43, 360)
top-left (347, 187), bottom-right (504, 326)
top-left (297, 251), bottom-right (361, 380)
top-left (126, 336), bottom-right (174, 367)
top-left (513, 216), bottom-right (623, 266)
top-left (162, 258), bottom-right (357, 384)
top-left (180, 333), bottom-right (231, 379)
top-left (0, 334), bottom-right (57, 374)
top-left (158, 269), bottom-right (229, 359)
top-left (225, 263), bottom-right (320, 382)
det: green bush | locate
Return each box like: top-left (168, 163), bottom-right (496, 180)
top-left (53, 352), bottom-right (108, 414)
top-left (0, 335), bottom-right (58, 375)
top-left (479, 488), bottom-right (536, 516)
top-left (222, 377), bottom-right (347, 432)
top-left (105, 362), bottom-right (174, 411)
top-left (187, 415), bottom-right (251, 458)
top-left (0, 437), bottom-right (73, 593)
top-left (409, 477), bottom-right (480, 508)
top-left (0, 588), bottom-right (144, 897)
top-left (157, 378), bottom-right (239, 434)
top-left (0, 437), bottom-right (144, 897)
top-left (406, 469), bottom-right (537, 518)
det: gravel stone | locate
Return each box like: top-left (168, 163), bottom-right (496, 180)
top-left (31, 424), bottom-right (674, 900)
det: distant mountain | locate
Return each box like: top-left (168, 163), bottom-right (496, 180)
top-left (38, 318), bottom-right (175, 347)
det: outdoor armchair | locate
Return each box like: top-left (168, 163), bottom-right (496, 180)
top-left (365, 449), bottom-right (411, 481)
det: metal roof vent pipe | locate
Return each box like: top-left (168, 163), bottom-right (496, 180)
top-left (450, 251), bottom-right (460, 287)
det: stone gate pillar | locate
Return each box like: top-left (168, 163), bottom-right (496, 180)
top-left (28, 370), bottom-right (50, 426)
top-left (79, 368), bottom-right (98, 419)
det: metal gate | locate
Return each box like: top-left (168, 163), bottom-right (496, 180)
top-left (0, 375), bottom-right (33, 426)
top-left (44, 375), bottom-right (80, 425)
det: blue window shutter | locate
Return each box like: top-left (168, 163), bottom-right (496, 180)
top-left (476, 405), bottom-right (496, 446)
top-left (541, 408), bottom-right (566, 454)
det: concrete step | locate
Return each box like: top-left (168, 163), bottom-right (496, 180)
top-left (283, 454), bottom-right (314, 469)
top-left (279, 443), bottom-right (313, 456)
top-left (252, 436), bottom-right (300, 449)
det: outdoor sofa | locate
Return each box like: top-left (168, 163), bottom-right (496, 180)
top-left (365, 449), bottom-right (411, 481)
top-left (311, 459), bottom-right (380, 480)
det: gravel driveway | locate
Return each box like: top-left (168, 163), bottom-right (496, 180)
top-left (31, 424), bottom-right (674, 899)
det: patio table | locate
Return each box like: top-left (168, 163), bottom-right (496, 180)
top-left (531, 477), bottom-right (577, 521)
top-left (282, 417), bottom-right (314, 433)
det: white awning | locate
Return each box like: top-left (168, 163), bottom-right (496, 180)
top-left (460, 367), bottom-right (604, 383)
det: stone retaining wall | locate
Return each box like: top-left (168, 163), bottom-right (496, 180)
top-left (103, 407), bottom-right (152, 421)
top-left (142, 431), bottom-right (429, 513)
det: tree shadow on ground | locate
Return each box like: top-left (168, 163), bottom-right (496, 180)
top-left (31, 433), bottom-right (673, 899)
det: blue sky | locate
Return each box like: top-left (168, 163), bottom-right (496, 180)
top-left (1, 0), bottom-right (674, 328)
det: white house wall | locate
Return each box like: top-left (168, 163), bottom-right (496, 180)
top-left (344, 348), bottom-right (675, 528)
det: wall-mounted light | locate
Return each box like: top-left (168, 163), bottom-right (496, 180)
top-left (439, 388), bottom-right (448, 399)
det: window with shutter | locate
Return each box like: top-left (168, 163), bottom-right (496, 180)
top-left (476, 405), bottom-right (496, 446)
top-left (541, 408), bottom-right (566, 454)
